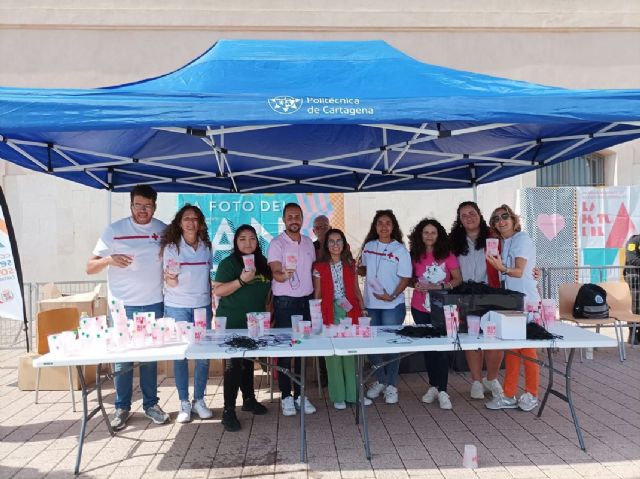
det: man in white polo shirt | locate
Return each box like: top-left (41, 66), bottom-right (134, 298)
top-left (86, 184), bottom-right (169, 430)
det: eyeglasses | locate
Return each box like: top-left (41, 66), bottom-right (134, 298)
top-left (491, 213), bottom-right (511, 223)
top-left (132, 203), bottom-right (154, 211)
top-left (328, 239), bottom-right (344, 246)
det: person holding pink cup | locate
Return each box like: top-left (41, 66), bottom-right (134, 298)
top-left (213, 224), bottom-right (271, 431)
top-left (161, 204), bottom-right (214, 423)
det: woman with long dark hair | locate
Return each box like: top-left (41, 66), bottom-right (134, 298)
top-left (359, 210), bottom-right (412, 404)
top-left (160, 204), bottom-right (214, 423)
top-left (409, 218), bottom-right (462, 410)
top-left (213, 225), bottom-right (272, 431)
top-left (449, 201), bottom-right (504, 401)
top-left (485, 204), bottom-right (540, 413)
top-left (313, 228), bottom-right (368, 409)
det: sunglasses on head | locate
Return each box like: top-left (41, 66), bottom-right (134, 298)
top-left (491, 212), bottom-right (511, 223)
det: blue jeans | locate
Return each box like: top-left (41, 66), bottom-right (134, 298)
top-left (273, 295), bottom-right (312, 398)
top-left (368, 303), bottom-right (406, 387)
top-left (112, 302), bottom-right (164, 411)
top-left (165, 305), bottom-right (212, 401)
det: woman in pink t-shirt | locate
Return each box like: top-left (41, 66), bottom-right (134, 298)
top-left (409, 218), bottom-right (462, 410)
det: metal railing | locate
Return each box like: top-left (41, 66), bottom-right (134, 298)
top-left (541, 265), bottom-right (640, 313)
top-left (0, 280), bottom-right (107, 350)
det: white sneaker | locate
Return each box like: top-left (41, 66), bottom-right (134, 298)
top-left (438, 391), bottom-right (452, 410)
top-left (363, 397), bottom-right (373, 406)
top-left (483, 378), bottom-right (504, 399)
top-left (366, 381), bottom-right (386, 399)
top-left (176, 400), bottom-right (192, 423)
top-left (470, 380), bottom-right (485, 399)
top-left (334, 401), bottom-right (347, 410)
top-left (485, 394), bottom-right (518, 410)
top-left (421, 386), bottom-right (439, 404)
top-left (192, 399), bottom-right (213, 419)
top-left (295, 396), bottom-right (317, 414)
top-left (281, 396), bottom-right (296, 416)
top-left (384, 385), bottom-right (398, 404)
top-left (518, 392), bottom-right (539, 412)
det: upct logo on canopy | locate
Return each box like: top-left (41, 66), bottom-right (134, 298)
top-left (268, 96), bottom-right (374, 116)
top-left (268, 96), bottom-right (302, 114)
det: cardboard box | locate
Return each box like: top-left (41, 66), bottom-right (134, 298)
top-left (38, 284), bottom-right (107, 317)
top-left (164, 359), bottom-right (225, 378)
top-left (18, 353), bottom-right (97, 391)
top-left (481, 310), bottom-right (527, 340)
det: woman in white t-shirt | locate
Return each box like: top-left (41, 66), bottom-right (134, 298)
top-left (485, 204), bottom-right (541, 413)
top-left (358, 210), bottom-right (412, 405)
top-left (160, 204), bottom-right (213, 423)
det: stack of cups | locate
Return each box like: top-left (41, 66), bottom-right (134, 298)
top-left (300, 320), bottom-right (312, 339)
top-left (541, 299), bottom-right (556, 327)
top-left (246, 313), bottom-right (260, 339)
top-left (214, 316), bottom-right (227, 334)
top-left (309, 299), bottom-right (323, 334)
top-left (358, 316), bottom-right (372, 338)
top-left (257, 312), bottom-right (271, 336)
top-left (467, 315), bottom-right (481, 337)
top-left (291, 314), bottom-right (303, 339)
top-left (194, 308), bottom-right (208, 330)
top-left (175, 321), bottom-right (189, 342)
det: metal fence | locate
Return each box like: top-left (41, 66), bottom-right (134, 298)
top-left (0, 280), bottom-right (107, 350)
top-left (541, 265), bottom-right (640, 313)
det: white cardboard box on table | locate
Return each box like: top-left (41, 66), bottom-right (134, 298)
top-left (481, 310), bottom-right (526, 340)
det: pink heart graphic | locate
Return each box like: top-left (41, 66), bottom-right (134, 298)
top-left (537, 214), bottom-right (566, 241)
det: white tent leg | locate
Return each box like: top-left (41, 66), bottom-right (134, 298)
top-left (472, 184), bottom-right (478, 203)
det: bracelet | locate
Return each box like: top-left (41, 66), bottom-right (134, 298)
top-left (238, 277), bottom-right (246, 287)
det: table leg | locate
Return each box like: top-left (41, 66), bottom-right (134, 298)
top-left (299, 356), bottom-right (306, 463)
top-left (354, 355), bottom-right (360, 425)
top-left (95, 363), bottom-right (114, 436)
top-left (74, 366), bottom-right (89, 475)
top-left (536, 348), bottom-right (586, 451)
top-left (357, 355), bottom-right (372, 460)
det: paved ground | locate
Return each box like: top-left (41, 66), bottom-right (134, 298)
top-left (1, 341), bottom-right (639, 479)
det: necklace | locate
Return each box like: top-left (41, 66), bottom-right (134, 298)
top-left (375, 240), bottom-right (390, 278)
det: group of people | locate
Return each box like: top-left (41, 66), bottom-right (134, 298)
top-left (88, 184), bottom-right (541, 434)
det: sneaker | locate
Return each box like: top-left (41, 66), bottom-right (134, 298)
top-left (470, 380), bottom-right (485, 399)
top-left (281, 396), bottom-right (296, 416)
top-left (144, 404), bottom-right (170, 425)
top-left (242, 397), bottom-right (268, 415)
top-left (438, 391), bottom-right (452, 410)
top-left (518, 392), bottom-right (539, 412)
top-left (110, 408), bottom-right (131, 431)
top-left (483, 378), bottom-right (504, 399)
top-left (192, 399), bottom-right (213, 419)
top-left (421, 386), bottom-right (439, 404)
top-left (384, 385), bottom-right (398, 404)
top-left (222, 408), bottom-right (241, 432)
top-left (176, 400), bottom-right (192, 423)
top-left (363, 397), bottom-right (373, 406)
top-left (334, 401), bottom-right (347, 410)
top-left (485, 394), bottom-right (518, 410)
top-left (295, 396), bottom-right (317, 414)
top-left (366, 381), bottom-right (386, 399)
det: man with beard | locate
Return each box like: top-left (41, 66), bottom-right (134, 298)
top-left (267, 203), bottom-right (317, 416)
top-left (86, 185), bottom-right (169, 430)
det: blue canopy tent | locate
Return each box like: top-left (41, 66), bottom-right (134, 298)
top-left (1, 39), bottom-right (640, 193)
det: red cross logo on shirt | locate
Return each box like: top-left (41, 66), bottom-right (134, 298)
top-left (151, 233), bottom-right (159, 241)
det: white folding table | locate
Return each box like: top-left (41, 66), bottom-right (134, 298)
top-left (331, 323), bottom-right (617, 459)
top-left (33, 343), bottom-right (190, 475)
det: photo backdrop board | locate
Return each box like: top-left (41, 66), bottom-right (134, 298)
top-left (177, 193), bottom-right (343, 272)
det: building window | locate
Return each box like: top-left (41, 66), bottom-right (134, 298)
top-left (536, 153), bottom-right (606, 187)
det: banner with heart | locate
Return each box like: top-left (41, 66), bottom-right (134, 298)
top-left (536, 214), bottom-right (566, 241)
